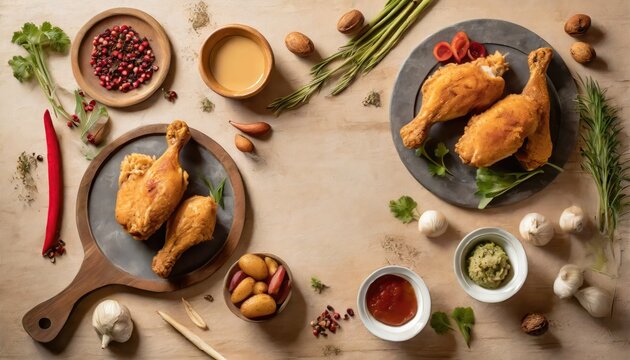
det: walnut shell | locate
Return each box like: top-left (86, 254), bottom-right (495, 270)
top-left (564, 14), bottom-right (591, 36)
top-left (284, 32), bottom-right (314, 57)
top-left (521, 313), bottom-right (549, 336)
top-left (337, 9), bottom-right (364, 34)
top-left (570, 41), bottom-right (596, 64)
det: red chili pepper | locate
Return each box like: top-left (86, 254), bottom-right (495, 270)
top-left (42, 110), bottom-right (62, 255)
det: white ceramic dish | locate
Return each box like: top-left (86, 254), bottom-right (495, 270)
top-left (454, 227), bottom-right (528, 303)
top-left (357, 266), bottom-right (431, 342)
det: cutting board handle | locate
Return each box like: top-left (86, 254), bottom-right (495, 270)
top-left (22, 251), bottom-right (111, 343)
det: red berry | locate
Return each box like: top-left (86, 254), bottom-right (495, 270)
top-left (66, 121), bottom-right (73, 127)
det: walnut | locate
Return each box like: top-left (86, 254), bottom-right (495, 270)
top-left (570, 42), bottom-right (596, 64)
top-left (521, 313), bottom-right (549, 336)
top-left (564, 14), bottom-right (591, 36)
top-left (284, 32), bottom-right (315, 57)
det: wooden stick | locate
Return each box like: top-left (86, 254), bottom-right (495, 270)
top-left (157, 311), bottom-right (225, 360)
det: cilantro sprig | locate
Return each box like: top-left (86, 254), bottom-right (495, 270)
top-left (389, 195), bottom-right (419, 223)
top-left (415, 142), bottom-right (452, 177)
top-left (430, 307), bottom-right (475, 348)
top-left (9, 22), bottom-right (71, 120)
top-left (311, 276), bottom-right (328, 293)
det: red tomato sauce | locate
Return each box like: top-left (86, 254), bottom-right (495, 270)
top-left (366, 274), bottom-right (418, 326)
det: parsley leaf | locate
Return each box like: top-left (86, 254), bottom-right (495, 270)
top-left (451, 307), bottom-right (475, 348)
top-left (8, 55), bottom-right (34, 82)
top-left (430, 311), bottom-right (453, 334)
top-left (475, 168), bottom-right (544, 209)
top-left (389, 195), bottom-right (419, 223)
top-left (415, 142), bottom-right (452, 177)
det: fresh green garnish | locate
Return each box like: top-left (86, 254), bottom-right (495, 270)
top-left (203, 177), bottom-right (227, 209)
top-left (474, 168), bottom-right (544, 209)
top-left (451, 307), bottom-right (475, 348)
top-left (9, 22), bottom-right (71, 120)
top-left (311, 276), bottom-right (328, 293)
top-left (201, 97), bottom-right (215, 113)
top-left (389, 195), bottom-right (419, 223)
top-left (577, 77), bottom-right (628, 274)
top-left (415, 142), bottom-right (452, 177)
top-left (268, 0), bottom-right (433, 114)
top-left (430, 311), bottom-right (453, 335)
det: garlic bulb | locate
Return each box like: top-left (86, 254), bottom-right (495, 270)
top-left (418, 210), bottom-right (448, 237)
top-left (92, 299), bottom-right (133, 348)
top-left (574, 286), bottom-right (613, 318)
top-left (559, 206), bottom-right (585, 233)
top-left (553, 264), bottom-right (584, 298)
top-left (519, 213), bottom-right (554, 246)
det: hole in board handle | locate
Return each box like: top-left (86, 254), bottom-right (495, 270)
top-left (38, 317), bottom-right (51, 329)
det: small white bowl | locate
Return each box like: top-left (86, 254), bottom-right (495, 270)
top-left (454, 227), bottom-right (528, 303)
top-left (357, 266), bottom-right (431, 342)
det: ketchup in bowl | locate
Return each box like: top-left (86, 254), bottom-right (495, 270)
top-left (366, 274), bottom-right (418, 326)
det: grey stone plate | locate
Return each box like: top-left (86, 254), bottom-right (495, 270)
top-left (88, 132), bottom-right (236, 280)
top-left (390, 19), bottom-right (578, 208)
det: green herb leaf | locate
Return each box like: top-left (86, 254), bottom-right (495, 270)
top-left (430, 311), bottom-right (453, 335)
top-left (311, 276), bottom-right (328, 293)
top-left (40, 22), bottom-right (70, 53)
top-left (203, 177), bottom-right (227, 209)
top-left (451, 307), bottom-right (475, 348)
top-left (389, 195), bottom-right (418, 223)
top-left (474, 168), bottom-right (544, 209)
top-left (8, 55), bottom-right (34, 82)
top-left (415, 142), bottom-right (452, 177)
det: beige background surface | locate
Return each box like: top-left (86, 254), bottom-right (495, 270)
top-left (1, 0), bottom-right (629, 359)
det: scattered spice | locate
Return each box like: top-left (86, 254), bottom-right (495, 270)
top-left (322, 345), bottom-right (342, 356)
top-left (310, 305), bottom-right (354, 338)
top-left (162, 88), bottom-right (178, 102)
top-left (381, 236), bottom-right (420, 269)
top-left (201, 97), bottom-right (215, 112)
top-left (13, 152), bottom-right (40, 204)
top-left (362, 90), bottom-right (381, 107)
top-left (311, 276), bottom-right (329, 293)
top-left (203, 295), bottom-right (214, 302)
top-left (90, 25), bottom-right (158, 92)
top-left (189, 1), bottom-right (210, 32)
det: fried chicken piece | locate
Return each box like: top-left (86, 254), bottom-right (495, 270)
top-left (115, 120), bottom-right (191, 240)
top-left (152, 195), bottom-right (217, 278)
top-left (400, 51), bottom-right (509, 149)
top-left (455, 48), bottom-right (553, 168)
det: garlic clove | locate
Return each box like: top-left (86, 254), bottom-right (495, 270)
top-left (559, 206), bottom-right (585, 233)
top-left (519, 213), bottom-right (554, 246)
top-left (574, 286), bottom-right (612, 318)
top-left (553, 264), bottom-right (584, 299)
top-left (418, 210), bottom-right (448, 238)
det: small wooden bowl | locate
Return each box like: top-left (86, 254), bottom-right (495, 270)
top-left (199, 24), bottom-right (274, 99)
top-left (71, 8), bottom-right (171, 107)
top-left (223, 253), bottom-right (293, 322)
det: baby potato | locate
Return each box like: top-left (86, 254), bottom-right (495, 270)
top-left (240, 294), bottom-right (277, 319)
top-left (238, 254), bottom-right (268, 280)
top-left (231, 277), bottom-right (255, 304)
top-left (264, 256), bottom-right (279, 276)
top-left (253, 281), bottom-right (268, 295)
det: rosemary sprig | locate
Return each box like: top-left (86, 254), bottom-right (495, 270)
top-left (576, 76), bottom-right (628, 271)
top-left (268, 0), bottom-right (433, 114)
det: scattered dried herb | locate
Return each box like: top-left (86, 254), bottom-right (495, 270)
top-left (189, 1), bottom-right (210, 32)
top-left (201, 97), bottom-right (215, 112)
top-left (13, 152), bottom-right (40, 204)
top-left (311, 276), bottom-right (328, 293)
top-left (380, 236), bottom-right (420, 269)
top-left (389, 195), bottom-right (419, 223)
top-left (322, 345), bottom-right (342, 356)
top-left (362, 90), bottom-right (381, 107)
top-left (203, 295), bottom-right (214, 302)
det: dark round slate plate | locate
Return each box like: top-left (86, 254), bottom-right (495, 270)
top-left (390, 19), bottom-right (578, 208)
top-left (88, 126), bottom-right (242, 281)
